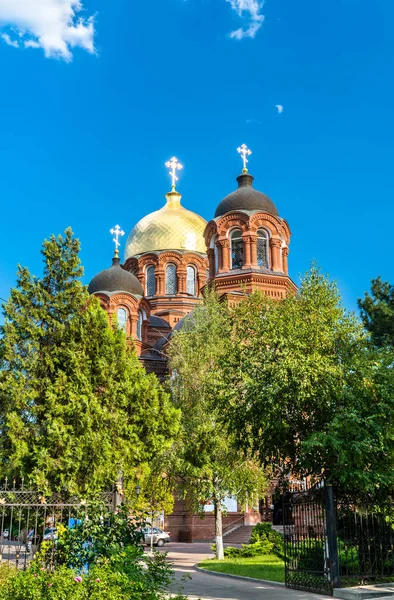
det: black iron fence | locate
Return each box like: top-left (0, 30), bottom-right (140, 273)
top-left (337, 506), bottom-right (394, 587)
top-left (0, 480), bottom-right (115, 569)
top-left (283, 483), bottom-right (394, 595)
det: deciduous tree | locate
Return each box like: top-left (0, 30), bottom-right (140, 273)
top-left (168, 290), bottom-right (268, 559)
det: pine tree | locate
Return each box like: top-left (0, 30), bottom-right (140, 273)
top-left (0, 229), bottom-right (179, 496)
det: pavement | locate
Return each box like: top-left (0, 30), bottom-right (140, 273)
top-left (165, 542), bottom-right (331, 600)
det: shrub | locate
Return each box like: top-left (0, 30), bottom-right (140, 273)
top-left (250, 522), bottom-right (284, 558)
top-left (0, 564), bottom-right (181, 600)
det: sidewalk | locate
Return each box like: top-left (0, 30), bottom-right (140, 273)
top-left (165, 542), bottom-right (330, 600)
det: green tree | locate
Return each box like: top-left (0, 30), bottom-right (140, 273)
top-left (220, 267), bottom-right (394, 501)
top-left (0, 229), bottom-right (179, 496)
top-left (358, 277), bottom-right (394, 347)
top-left (168, 290), bottom-right (269, 560)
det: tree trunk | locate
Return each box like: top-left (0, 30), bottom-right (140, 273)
top-left (214, 496), bottom-right (224, 560)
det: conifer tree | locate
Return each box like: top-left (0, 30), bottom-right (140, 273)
top-left (0, 229), bottom-right (179, 497)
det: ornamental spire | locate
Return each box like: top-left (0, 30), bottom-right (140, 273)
top-left (165, 156), bottom-right (183, 191)
top-left (237, 143), bottom-right (252, 173)
top-left (110, 224), bottom-right (125, 258)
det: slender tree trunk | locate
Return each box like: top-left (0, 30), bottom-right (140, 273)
top-left (214, 494), bottom-right (224, 560)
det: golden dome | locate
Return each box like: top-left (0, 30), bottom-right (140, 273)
top-left (124, 190), bottom-right (207, 259)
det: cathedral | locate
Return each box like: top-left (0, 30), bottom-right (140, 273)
top-left (88, 145), bottom-right (297, 541)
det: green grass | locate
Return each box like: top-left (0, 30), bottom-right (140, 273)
top-left (198, 554), bottom-right (285, 583)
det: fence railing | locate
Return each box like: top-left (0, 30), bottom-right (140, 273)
top-left (0, 483), bottom-right (115, 568)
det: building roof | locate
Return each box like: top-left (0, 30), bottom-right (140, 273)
top-left (124, 189), bottom-right (207, 259)
top-left (88, 257), bottom-right (144, 296)
top-left (214, 172), bottom-right (278, 218)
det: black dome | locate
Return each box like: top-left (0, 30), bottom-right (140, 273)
top-left (88, 257), bottom-right (144, 296)
top-left (214, 173), bottom-right (278, 218)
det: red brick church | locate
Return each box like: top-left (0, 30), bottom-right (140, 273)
top-left (88, 146), bottom-right (297, 541)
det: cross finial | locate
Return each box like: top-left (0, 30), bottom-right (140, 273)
top-left (237, 144), bottom-right (252, 173)
top-left (165, 156), bottom-right (183, 190)
top-left (110, 224), bottom-right (125, 258)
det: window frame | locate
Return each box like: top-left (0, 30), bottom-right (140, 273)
top-left (165, 263), bottom-right (177, 295)
top-left (230, 228), bottom-right (244, 270)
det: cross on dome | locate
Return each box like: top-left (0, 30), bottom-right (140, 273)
top-left (237, 144), bottom-right (252, 173)
top-left (110, 224), bottom-right (125, 257)
top-left (165, 156), bottom-right (183, 190)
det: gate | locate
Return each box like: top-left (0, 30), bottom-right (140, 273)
top-left (283, 484), bottom-right (334, 595)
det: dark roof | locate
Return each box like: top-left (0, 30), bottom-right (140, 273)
top-left (214, 172), bottom-right (278, 218)
top-left (149, 315), bottom-right (171, 328)
top-left (88, 257), bottom-right (144, 296)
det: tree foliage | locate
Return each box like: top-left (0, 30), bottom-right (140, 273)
top-left (358, 277), bottom-right (394, 348)
top-left (220, 267), bottom-right (394, 501)
top-left (0, 229), bottom-right (179, 496)
top-left (168, 289), bottom-right (269, 559)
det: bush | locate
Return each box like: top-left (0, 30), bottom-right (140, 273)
top-left (250, 522), bottom-right (284, 558)
top-left (0, 503), bottom-right (187, 600)
top-left (0, 564), bottom-right (179, 600)
top-left (211, 539), bottom-right (276, 558)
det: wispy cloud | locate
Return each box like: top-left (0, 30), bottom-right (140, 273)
top-left (226, 0), bottom-right (265, 40)
top-left (1, 32), bottom-right (18, 48)
top-left (275, 104), bottom-right (284, 114)
top-left (246, 118), bottom-right (262, 125)
top-left (0, 0), bottom-right (95, 62)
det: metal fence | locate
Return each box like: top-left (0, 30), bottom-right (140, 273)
top-left (284, 483), bottom-right (394, 596)
top-left (337, 507), bottom-right (394, 587)
top-left (0, 480), bottom-right (114, 569)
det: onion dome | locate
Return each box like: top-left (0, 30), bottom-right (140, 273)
top-left (88, 257), bottom-right (144, 296)
top-left (124, 189), bottom-right (207, 259)
top-left (214, 172), bottom-right (278, 219)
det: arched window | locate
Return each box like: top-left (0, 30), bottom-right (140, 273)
top-left (137, 310), bottom-right (143, 340)
top-left (146, 265), bottom-right (155, 296)
top-left (186, 265), bottom-right (196, 296)
top-left (257, 229), bottom-right (269, 268)
top-left (116, 308), bottom-right (127, 333)
top-left (165, 264), bottom-right (177, 295)
top-left (231, 229), bottom-right (244, 270)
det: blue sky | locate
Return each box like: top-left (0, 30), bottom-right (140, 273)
top-left (0, 0), bottom-right (393, 313)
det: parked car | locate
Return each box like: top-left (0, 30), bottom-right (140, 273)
top-left (141, 527), bottom-right (171, 547)
top-left (43, 527), bottom-right (58, 541)
top-left (2, 529), bottom-right (8, 540)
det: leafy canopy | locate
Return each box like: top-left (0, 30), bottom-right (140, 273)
top-left (168, 289), bottom-right (268, 515)
top-left (220, 266), bottom-right (394, 500)
top-left (0, 229), bottom-right (179, 496)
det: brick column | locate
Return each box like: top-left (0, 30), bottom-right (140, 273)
top-left (270, 238), bottom-right (282, 272)
top-left (207, 248), bottom-right (215, 279)
top-left (250, 235), bottom-right (258, 267)
top-left (282, 247), bottom-right (289, 275)
top-left (242, 235), bottom-right (252, 269)
top-left (178, 269), bottom-right (187, 294)
top-left (217, 239), bottom-right (230, 273)
top-left (156, 269), bottom-right (165, 295)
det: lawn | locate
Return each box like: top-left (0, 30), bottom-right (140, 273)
top-left (198, 554), bottom-right (285, 583)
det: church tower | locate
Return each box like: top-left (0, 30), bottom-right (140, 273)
top-left (204, 145), bottom-right (297, 300)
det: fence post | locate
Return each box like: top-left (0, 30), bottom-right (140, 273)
top-left (324, 482), bottom-right (340, 588)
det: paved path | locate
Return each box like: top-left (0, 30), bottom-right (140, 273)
top-left (165, 543), bottom-right (329, 600)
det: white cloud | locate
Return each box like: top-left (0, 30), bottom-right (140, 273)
top-left (275, 104), bottom-right (284, 114)
top-left (0, 0), bottom-right (95, 62)
top-left (226, 0), bottom-right (265, 40)
top-left (1, 32), bottom-right (19, 48)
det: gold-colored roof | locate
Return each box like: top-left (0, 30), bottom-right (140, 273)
top-left (124, 190), bottom-right (207, 259)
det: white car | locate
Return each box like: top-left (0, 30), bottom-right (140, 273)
top-left (141, 527), bottom-right (171, 547)
top-left (43, 527), bottom-right (57, 541)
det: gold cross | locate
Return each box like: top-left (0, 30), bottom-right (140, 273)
top-left (165, 156), bottom-right (183, 190)
top-left (237, 144), bottom-right (252, 173)
top-left (110, 224), bottom-right (125, 257)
